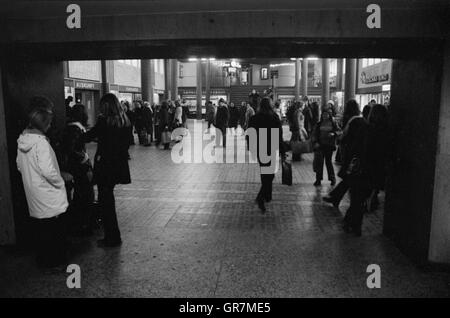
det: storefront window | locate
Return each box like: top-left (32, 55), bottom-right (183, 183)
top-left (308, 60), bottom-right (322, 88)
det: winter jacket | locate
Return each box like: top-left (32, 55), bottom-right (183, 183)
top-left (215, 105), bottom-right (229, 128)
top-left (229, 106), bottom-right (240, 128)
top-left (174, 106), bottom-right (183, 126)
top-left (206, 104), bottom-right (216, 123)
top-left (248, 112), bottom-right (285, 167)
top-left (142, 106), bottom-right (153, 132)
top-left (16, 130), bottom-right (68, 219)
top-left (312, 119), bottom-right (340, 150)
top-left (59, 122), bottom-right (91, 179)
top-left (243, 106), bottom-right (255, 130)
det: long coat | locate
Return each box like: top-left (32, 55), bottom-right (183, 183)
top-left (366, 124), bottom-right (389, 190)
top-left (215, 105), bottom-right (229, 128)
top-left (312, 119), bottom-right (340, 151)
top-left (206, 104), bottom-right (216, 123)
top-left (142, 106), bottom-right (153, 132)
top-left (229, 106), bottom-right (240, 128)
top-left (248, 112), bottom-right (285, 167)
top-left (84, 115), bottom-right (131, 186)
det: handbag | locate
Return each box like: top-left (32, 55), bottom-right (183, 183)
top-left (281, 159), bottom-right (293, 186)
top-left (346, 157), bottom-right (362, 177)
top-left (161, 129), bottom-right (171, 144)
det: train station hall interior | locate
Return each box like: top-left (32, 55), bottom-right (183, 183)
top-left (1, 0), bottom-right (450, 297)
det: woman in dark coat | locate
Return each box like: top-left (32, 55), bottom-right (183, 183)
top-left (123, 101), bottom-right (135, 146)
top-left (133, 100), bottom-right (145, 145)
top-left (228, 102), bottom-right (240, 135)
top-left (158, 101), bottom-right (171, 150)
top-left (84, 93), bottom-right (131, 247)
top-left (341, 110), bottom-right (370, 236)
top-left (323, 99), bottom-right (362, 208)
top-left (366, 104), bottom-right (389, 212)
top-left (142, 101), bottom-right (153, 146)
top-left (248, 97), bottom-right (285, 213)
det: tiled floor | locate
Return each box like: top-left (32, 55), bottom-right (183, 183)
top-left (0, 120), bottom-right (449, 297)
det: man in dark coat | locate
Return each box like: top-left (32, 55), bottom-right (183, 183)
top-left (214, 99), bottom-right (229, 147)
top-left (228, 102), bottom-right (240, 135)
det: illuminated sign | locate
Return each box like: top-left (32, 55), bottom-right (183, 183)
top-left (360, 71), bottom-right (390, 84)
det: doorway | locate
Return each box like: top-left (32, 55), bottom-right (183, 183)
top-left (75, 89), bottom-right (99, 128)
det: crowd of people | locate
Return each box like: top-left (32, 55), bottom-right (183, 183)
top-left (15, 89), bottom-right (389, 269)
top-left (120, 99), bottom-right (190, 150)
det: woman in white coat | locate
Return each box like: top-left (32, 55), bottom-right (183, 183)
top-left (16, 99), bottom-right (69, 268)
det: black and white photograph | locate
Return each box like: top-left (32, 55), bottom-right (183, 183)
top-left (1, 0), bottom-right (450, 305)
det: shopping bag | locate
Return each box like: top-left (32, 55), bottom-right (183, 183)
top-left (161, 130), bottom-right (171, 144)
top-left (281, 159), bottom-right (292, 186)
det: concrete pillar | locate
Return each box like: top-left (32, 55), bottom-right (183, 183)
top-left (101, 60), bottom-right (110, 95)
top-left (301, 58), bottom-right (308, 98)
top-left (171, 59), bottom-right (178, 100)
top-left (344, 58), bottom-right (357, 101)
top-left (384, 54), bottom-right (443, 265)
top-left (164, 59), bottom-right (172, 100)
top-left (321, 58), bottom-right (330, 107)
top-left (205, 60), bottom-right (211, 104)
top-left (0, 66), bottom-right (15, 245)
top-left (294, 58), bottom-right (301, 101)
top-left (196, 60), bottom-right (202, 119)
top-left (141, 59), bottom-right (154, 104)
top-left (336, 58), bottom-right (344, 90)
top-left (429, 41), bottom-right (450, 264)
top-left (1, 60), bottom-right (65, 246)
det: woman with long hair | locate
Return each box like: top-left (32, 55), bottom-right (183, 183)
top-left (287, 101), bottom-right (307, 161)
top-left (366, 104), bottom-right (389, 212)
top-left (323, 99), bottom-right (362, 208)
top-left (159, 100), bottom-right (171, 149)
top-left (312, 109), bottom-right (340, 186)
top-left (85, 93), bottom-right (131, 247)
top-left (248, 97), bottom-right (285, 213)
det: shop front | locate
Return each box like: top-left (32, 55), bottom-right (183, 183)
top-left (179, 88), bottom-right (229, 115)
top-left (118, 85), bottom-right (142, 104)
top-left (356, 59), bottom-right (392, 107)
top-left (64, 79), bottom-right (101, 128)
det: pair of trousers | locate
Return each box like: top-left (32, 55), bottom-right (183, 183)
top-left (33, 213), bottom-right (68, 267)
top-left (97, 184), bottom-right (121, 243)
top-left (315, 148), bottom-right (336, 181)
top-left (329, 178), bottom-right (349, 204)
top-left (155, 125), bottom-right (161, 144)
top-left (70, 174), bottom-right (95, 231)
top-left (215, 126), bottom-right (227, 147)
top-left (344, 178), bottom-right (370, 231)
top-left (257, 173), bottom-right (275, 202)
